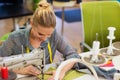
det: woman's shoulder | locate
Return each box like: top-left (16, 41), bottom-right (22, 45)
top-left (50, 29), bottom-right (62, 42)
top-left (11, 29), bottom-right (28, 36)
top-left (51, 29), bottom-right (60, 37)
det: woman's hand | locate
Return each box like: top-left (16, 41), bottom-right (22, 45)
top-left (46, 70), bottom-right (66, 80)
top-left (13, 65), bottom-right (40, 76)
top-left (46, 61), bottom-right (76, 80)
top-left (45, 70), bottom-right (56, 80)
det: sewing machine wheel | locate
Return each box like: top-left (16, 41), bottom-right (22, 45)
top-left (100, 48), bottom-right (120, 59)
top-left (83, 55), bottom-right (106, 66)
top-left (0, 70), bottom-right (17, 80)
top-left (113, 41), bottom-right (120, 49)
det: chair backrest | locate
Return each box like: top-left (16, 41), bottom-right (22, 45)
top-left (80, 1), bottom-right (120, 51)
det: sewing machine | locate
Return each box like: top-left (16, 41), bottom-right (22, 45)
top-left (0, 47), bottom-right (45, 80)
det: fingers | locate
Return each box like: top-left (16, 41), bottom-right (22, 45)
top-left (48, 76), bottom-right (54, 80)
top-left (29, 65), bottom-right (40, 75)
top-left (45, 70), bottom-right (56, 75)
top-left (46, 70), bottom-right (65, 80)
top-left (46, 71), bottom-right (56, 80)
top-left (45, 71), bottom-right (53, 75)
top-left (13, 65), bottom-right (40, 76)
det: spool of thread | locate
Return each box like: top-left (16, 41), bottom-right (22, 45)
top-left (92, 41), bottom-right (100, 51)
top-left (107, 27), bottom-right (116, 39)
top-left (1, 63), bottom-right (8, 79)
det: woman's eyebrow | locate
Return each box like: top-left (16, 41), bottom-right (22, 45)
top-left (38, 32), bottom-right (50, 35)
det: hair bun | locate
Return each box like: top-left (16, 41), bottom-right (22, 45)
top-left (38, 0), bottom-right (50, 8)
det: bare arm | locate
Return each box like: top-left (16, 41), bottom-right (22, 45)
top-left (46, 62), bottom-right (76, 80)
top-left (58, 61), bottom-right (76, 80)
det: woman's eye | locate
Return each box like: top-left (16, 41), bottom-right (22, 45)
top-left (38, 33), bottom-right (43, 36)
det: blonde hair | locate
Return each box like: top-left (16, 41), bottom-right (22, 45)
top-left (32, 0), bottom-right (56, 28)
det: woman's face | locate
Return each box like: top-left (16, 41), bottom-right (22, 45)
top-left (31, 24), bottom-right (54, 42)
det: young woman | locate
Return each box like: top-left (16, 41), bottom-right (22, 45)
top-left (0, 0), bottom-right (80, 79)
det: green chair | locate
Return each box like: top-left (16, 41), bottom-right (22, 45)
top-left (80, 1), bottom-right (120, 51)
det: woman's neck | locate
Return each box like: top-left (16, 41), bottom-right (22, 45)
top-left (30, 38), bottom-right (41, 48)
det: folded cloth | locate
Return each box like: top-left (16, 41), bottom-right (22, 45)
top-left (94, 66), bottom-right (117, 80)
top-left (99, 61), bottom-right (114, 67)
top-left (74, 62), bottom-right (118, 80)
